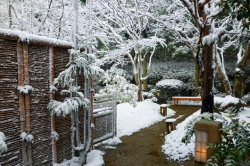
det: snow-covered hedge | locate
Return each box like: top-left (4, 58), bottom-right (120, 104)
top-left (214, 95), bottom-right (242, 112)
top-left (0, 132), bottom-right (7, 156)
top-left (153, 79), bottom-right (186, 101)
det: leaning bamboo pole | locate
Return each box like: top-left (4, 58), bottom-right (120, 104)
top-left (17, 42), bottom-right (28, 165)
top-left (49, 47), bottom-right (58, 163)
top-left (23, 43), bottom-right (33, 166)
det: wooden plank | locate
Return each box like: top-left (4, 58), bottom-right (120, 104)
top-left (17, 41), bottom-right (28, 165)
top-left (50, 47), bottom-right (58, 163)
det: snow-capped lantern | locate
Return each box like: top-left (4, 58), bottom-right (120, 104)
top-left (165, 118), bottom-right (176, 133)
top-left (160, 104), bottom-right (167, 116)
top-left (194, 120), bottom-right (222, 165)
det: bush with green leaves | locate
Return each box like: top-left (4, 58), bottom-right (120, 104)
top-left (181, 107), bottom-right (250, 166)
top-left (205, 108), bottom-right (250, 166)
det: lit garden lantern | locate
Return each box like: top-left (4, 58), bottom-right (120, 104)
top-left (193, 120), bottom-right (222, 165)
top-left (156, 90), bottom-right (161, 97)
top-left (160, 104), bottom-right (167, 116)
top-left (165, 118), bottom-right (176, 133)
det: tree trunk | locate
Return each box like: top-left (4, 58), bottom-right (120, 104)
top-left (200, 25), bottom-right (214, 114)
top-left (142, 54), bottom-right (148, 92)
top-left (194, 57), bottom-right (200, 96)
top-left (233, 44), bottom-right (250, 98)
top-left (214, 49), bottom-right (232, 95)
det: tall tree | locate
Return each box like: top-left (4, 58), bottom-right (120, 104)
top-left (92, 0), bottom-right (165, 101)
top-left (177, 0), bottom-right (222, 113)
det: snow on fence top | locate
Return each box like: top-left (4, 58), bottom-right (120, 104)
top-left (0, 28), bottom-right (74, 48)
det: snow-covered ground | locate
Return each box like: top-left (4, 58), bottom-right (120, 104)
top-left (55, 99), bottom-right (175, 166)
top-left (55, 96), bottom-right (250, 165)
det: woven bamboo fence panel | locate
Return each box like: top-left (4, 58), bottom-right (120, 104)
top-left (54, 47), bottom-right (72, 163)
top-left (28, 45), bottom-right (52, 165)
top-left (0, 39), bottom-right (22, 165)
top-left (0, 32), bottom-right (108, 165)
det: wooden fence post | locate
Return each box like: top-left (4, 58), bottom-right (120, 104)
top-left (17, 41), bottom-right (28, 165)
top-left (49, 47), bottom-right (58, 163)
top-left (23, 43), bottom-right (33, 166)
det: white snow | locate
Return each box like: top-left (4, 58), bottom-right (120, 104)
top-left (18, 85), bottom-right (34, 94)
top-left (0, 132), bottom-right (7, 156)
top-left (26, 134), bottom-right (34, 143)
top-left (214, 95), bottom-right (240, 109)
top-left (20, 132), bottom-right (27, 141)
top-left (116, 100), bottom-right (175, 137)
top-left (162, 110), bottom-right (199, 161)
top-left (156, 79), bottom-right (184, 88)
top-left (165, 118), bottom-right (176, 122)
top-left (84, 150), bottom-right (105, 166)
top-left (0, 28), bottom-right (74, 47)
top-left (56, 99), bottom-right (176, 165)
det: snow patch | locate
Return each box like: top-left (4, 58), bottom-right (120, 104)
top-left (156, 79), bottom-right (184, 89)
top-left (18, 85), bottom-right (34, 94)
top-left (0, 132), bottom-right (7, 156)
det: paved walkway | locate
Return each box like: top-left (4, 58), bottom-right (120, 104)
top-left (96, 105), bottom-right (201, 166)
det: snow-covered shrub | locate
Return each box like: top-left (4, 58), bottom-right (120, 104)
top-left (148, 61), bottom-right (194, 86)
top-left (241, 93), bottom-right (250, 107)
top-left (100, 66), bottom-right (133, 85)
top-left (214, 95), bottom-right (242, 112)
top-left (0, 132), bottom-right (7, 156)
top-left (154, 79), bottom-right (185, 101)
top-left (48, 51), bottom-right (104, 117)
top-left (98, 75), bottom-right (138, 106)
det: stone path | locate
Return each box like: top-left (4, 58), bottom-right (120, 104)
top-left (96, 105), bottom-right (201, 166)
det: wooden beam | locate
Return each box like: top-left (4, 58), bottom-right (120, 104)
top-left (17, 41), bottom-right (28, 165)
top-left (49, 47), bottom-right (58, 163)
top-left (23, 42), bottom-right (33, 165)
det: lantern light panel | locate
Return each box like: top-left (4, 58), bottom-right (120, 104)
top-left (195, 130), bottom-right (208, 163)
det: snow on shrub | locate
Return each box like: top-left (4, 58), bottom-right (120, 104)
top-left (156, 79), bottom-right (184, 89)
top-left (148, 61), bottom-right (194, 85)
top-left (214, 95), bottom-right (241, 111)
top-left (0, 132), bottom-right (7, 156)
top-left (100, 66), bottom-right (133, 84)
top-left (98, 75), bottom-right (138, 106)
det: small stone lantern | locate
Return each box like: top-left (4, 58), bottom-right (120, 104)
top-left (165, 118), bottom-right (176, 133)
top-left (193, 120), bottom-right (222, 165)
top-left (160, 104), bottom-right (167, 116)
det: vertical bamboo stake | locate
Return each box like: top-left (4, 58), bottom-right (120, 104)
top-left (23, 43), bottom-right (33, 166)
top-left (90, 76), bottom-right (94, 150)
top-left (49, 47), bottom-right (57, 163)
top-left (17, 42), bottom-right (28, 165)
